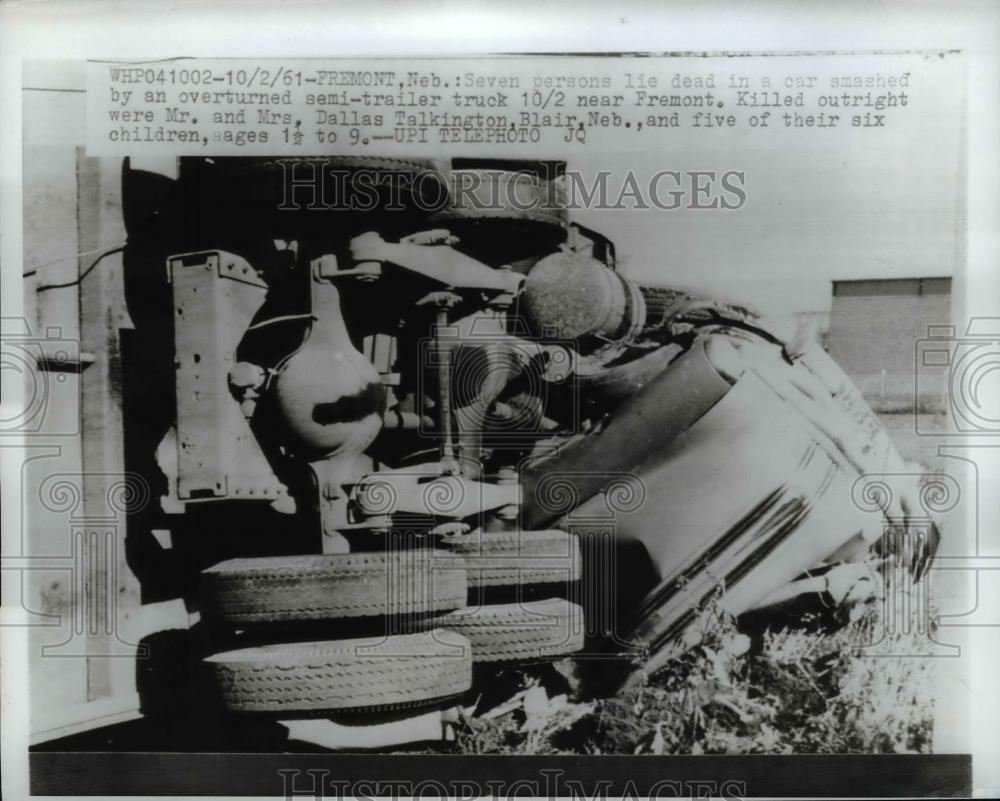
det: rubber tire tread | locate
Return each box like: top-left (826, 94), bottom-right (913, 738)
top-left (205, 629), bottom-right (472, 713)
top-left (431, 599), bottom-right (584, 663)
top-left (443, 529), bottom-right (581, 589)
top-left (200, 551), bottom-right (467, 625)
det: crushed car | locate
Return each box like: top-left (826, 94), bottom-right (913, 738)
top-left (118, 156), bottom-right (940, 743)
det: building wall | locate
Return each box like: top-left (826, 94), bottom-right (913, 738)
top-left (826, 277), bottom-right (951, 413)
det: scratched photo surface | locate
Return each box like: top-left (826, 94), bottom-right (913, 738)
top-left (12, 49), bottom-right (981, 796)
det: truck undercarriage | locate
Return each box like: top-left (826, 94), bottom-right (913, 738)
top-left (30, 155), bottom-right (940, 750)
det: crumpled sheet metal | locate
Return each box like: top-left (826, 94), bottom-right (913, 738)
top-left (617, 370), bottom-right (877, 674)
top-left (521, 330), bottom-right (932, 673)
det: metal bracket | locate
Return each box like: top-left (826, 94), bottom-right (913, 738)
top-left (348, 231), bottom-right (523, 294)
top-left (34, 348), bottom-right (96, 373)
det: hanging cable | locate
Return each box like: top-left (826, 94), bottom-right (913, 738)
top-left (33, 247), bottom-right (127, 292)
top-left (245, 313), bottom-right (316, 332)
top-left (22, 243), bottom-right (128, 279)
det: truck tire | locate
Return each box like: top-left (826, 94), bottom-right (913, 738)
top-left (425, 169), bottom-right (568, 267)
top-left (431, 599), bottom-right (584, 663)
top-left (200, 551), bottom-right (467, 625)
top-left (205, 629), bottom-right (472, 714)
top-left (176, 156), bottom-right (449, 242)
top-left (429, 169), bottom-right (567, 227)
top-left (442, 529), bottom-right (580, 590)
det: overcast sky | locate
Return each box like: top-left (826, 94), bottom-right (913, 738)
top-left (568, 52), bottom-right (964, 325)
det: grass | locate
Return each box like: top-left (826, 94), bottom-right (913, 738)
top-left (452, 595), bottom-right (935, 755)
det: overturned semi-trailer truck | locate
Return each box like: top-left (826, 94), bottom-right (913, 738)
top-left (25, 156), bottom-right (939, 747)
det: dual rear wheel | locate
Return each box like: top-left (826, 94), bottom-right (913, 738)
top-left (200, 530), bottom-right (583, 715)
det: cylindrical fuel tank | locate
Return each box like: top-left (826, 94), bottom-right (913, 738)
top-left (521, 251), bottom-right (634, 344)
top-left (521, 250), bottom-right (711, 349)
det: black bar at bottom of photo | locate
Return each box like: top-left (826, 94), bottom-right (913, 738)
top-left (30, 752), bottom-right (971, 798)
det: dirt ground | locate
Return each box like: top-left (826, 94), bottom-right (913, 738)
top-left (878, 412), bottom-right (948, 470)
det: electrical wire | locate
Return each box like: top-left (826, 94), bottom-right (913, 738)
top-left (22, 244), bottom-right (127, 278)
top-left (245, 313), bottom-right (315, 332)
top-left (32, 247), bottom-right (127, 292)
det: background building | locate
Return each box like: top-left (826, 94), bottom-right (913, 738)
top-left (827, 276), bottom-right (951, 414)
